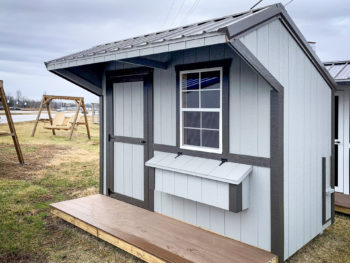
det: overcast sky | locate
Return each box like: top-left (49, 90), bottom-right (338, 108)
top-left (1, 0), bottom-right (349, 103)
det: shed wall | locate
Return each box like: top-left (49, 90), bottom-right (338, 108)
top-left (102, 44), bottom-right (273, 251)
top-left (240, 19), bottom-right (332, 259)
top-left (154, 166), bottom-right (271, 251)
top-left (153, 44), bottom-right (271, 158)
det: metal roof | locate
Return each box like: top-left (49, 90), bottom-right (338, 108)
top-left (324, 60), bottom-right (350, 82)
top-left (45, 5), bottom-right (271, 69)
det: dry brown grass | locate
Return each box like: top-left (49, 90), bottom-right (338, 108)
top-left (0, 120), bottom-right (142, 263)
top-left (1, 120), bottom-right (350, 262)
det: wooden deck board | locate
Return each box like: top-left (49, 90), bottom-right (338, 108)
top-left (50, 194), bottom-right (277, 263)
top-left (335, 192), bottom-right (350, 215)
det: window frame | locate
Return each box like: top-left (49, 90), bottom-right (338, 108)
top-left (179, 67), bottom-right (223, 154)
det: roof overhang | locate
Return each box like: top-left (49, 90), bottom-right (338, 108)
top-left (45, 3), bottom-right (337, 92)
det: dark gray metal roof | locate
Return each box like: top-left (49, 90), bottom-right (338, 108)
top-left (324, 60), bottom-right (350, 82)
top-left (45, 5), bottom-right (271, 67)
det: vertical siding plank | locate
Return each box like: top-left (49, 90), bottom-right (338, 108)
top-left (162, 170), bottom-right (175, 195)
top-left (187, 176), bottom-right (202, 201)
top-left (210, 207), bottom-right (225, 235)
top-left (209, 44), bottom-right (225, 61)
top-left (123, 82), bottom-right (132, 137)
top-left (224, 211), bottom-right (241, 240)
top-left (184, 199), bottom-right (197, 225)
top-left (257, 77), bottom-right (271, 157)
top-left (154, 191), bottom-right (162, 212)
top-left (123, 143), bottom-right (133, 197)
top-left (202, 179), bottom-right (218, 207)
top-left (132, 144), bottom-right (144, 200)
top-left (131, 82), bottom-right (144, 138)
top-left (197, 203), bottom-right (210, 229)
top-left (240, 61), bottom-right (258, 156)
top-left (174, 173), bottom-right (188, 198)
top-left (172, 195), bottom-right (185, 221)
top-left (257, 167), bottom-right (271, 251)
top-left (114, 83), bottom-right (124, 136)
top-left (114, 142), bottom-right (124, 194)
top-left (229, 53), bottom-right (241, 154)
top-left (241, 167), bottom-right (259, 247)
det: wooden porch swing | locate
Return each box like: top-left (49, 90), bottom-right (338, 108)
top-left (31, 95), bottom-right (91, 140)
top-left (0, 80), bottom-right (24, 164)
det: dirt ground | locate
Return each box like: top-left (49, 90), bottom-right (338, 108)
top-left (0, 120), bottom-right (349, 262)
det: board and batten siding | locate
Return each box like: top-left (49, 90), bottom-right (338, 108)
top-left (240, 19), bottom-right (332, 260)
top-left (154, 166), bottom-right (271, 251)
top-left (151, 45), bottom-right (272, 251)
top-left (101, 45), bottom-right (272, 251)
top-left (153, 44), bottom-right (271, 158)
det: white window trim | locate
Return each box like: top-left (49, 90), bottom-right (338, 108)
top-left (179, 67), bottom-right (223, 154)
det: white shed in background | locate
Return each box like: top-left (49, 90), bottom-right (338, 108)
top-left (325, 61), bottom-right (350, 215)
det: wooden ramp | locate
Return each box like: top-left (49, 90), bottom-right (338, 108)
top-left (335, 192), bottom-right (350, 215)
top-left (51, 194), bottom-right (277, 263)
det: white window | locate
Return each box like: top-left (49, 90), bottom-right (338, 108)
top-left (180, 67), bottom-right (222, 153)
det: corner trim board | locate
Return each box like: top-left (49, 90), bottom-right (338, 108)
top-left (99, 96), bottom-right (104, 194)
top-left (229, 183), bottom-right (243, 212)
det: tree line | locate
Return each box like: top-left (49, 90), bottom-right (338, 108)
top-left (1, 90), bottom-right (92, 110)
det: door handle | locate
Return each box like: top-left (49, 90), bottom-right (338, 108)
top-left (334, 139), bottom-right (341, 145)
top-left (140, 140), bottom-right (146, 144)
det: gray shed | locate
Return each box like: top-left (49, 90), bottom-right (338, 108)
top-left (47, 3), bottom-right (336, 262)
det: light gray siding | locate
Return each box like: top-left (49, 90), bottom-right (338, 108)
top-left (153, 44), bottom-right (271, 158)
top-left (155, 168), bottom-right (229, 210)
top-left (154, 166), bottom-right (271, 251)
top-left (240, 19), bottom-right (332, 259)
top-left (114, 142), bottom-right (144, 200)
top-left (113, 82), bottom-right (144, 138)
top-left (102, 45), bottom-right (272, 251)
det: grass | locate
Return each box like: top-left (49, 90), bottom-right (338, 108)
top-left (0, 120), bottom-right (142, 263)
top-left (0, 120), bottom-right (350, 262)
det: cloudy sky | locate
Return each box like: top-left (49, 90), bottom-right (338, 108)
top-left (1, 0), bottom-right (349, 103)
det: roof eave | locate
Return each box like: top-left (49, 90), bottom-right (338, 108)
top-left (45, 32), bottom-right (227, 71)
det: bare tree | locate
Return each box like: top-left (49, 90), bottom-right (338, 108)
top-left (16, 90), bottom-right (22, 103)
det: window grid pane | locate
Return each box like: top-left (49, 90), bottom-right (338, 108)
top-left (181, 69), bottom-right (221, 151)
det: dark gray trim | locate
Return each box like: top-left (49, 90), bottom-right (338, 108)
top-left (225, 4), bottom-right (281, 39)
top-left (270, 89), bottom-right (284, 262)
top-left (322, 157), bottom-right (326, 224)
top-left (105, 68), bottom-right (154, 211)
top-left (109, 135), bottom-right (146, 145)
top-left (224, 3), bottom-right (336, 91)
top-left (120, 57), bottom-right (168, 69)
top-left (229, 183), bottom-right (242, 213)
top-left (52, 68), bottom-right (102, 96)
top-left (227, 38), bottom-right (284, 261)
top-left (174, 59), bottom-right (232, 153)
top-left (153, 144), bottom-right (270, 167)
top-left (99, 96), bottom-right (104, 194)
top-left (331, 89), bottom-right (335, 224)
top-left (228, 39), bottom-right (282, 93)
top-left (222, 64), bottom-right (230, 154)
top-left (145, 72), bottom-right (155, 211)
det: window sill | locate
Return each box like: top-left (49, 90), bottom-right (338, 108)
top-left (180, 145), bottom-right (222, 154)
